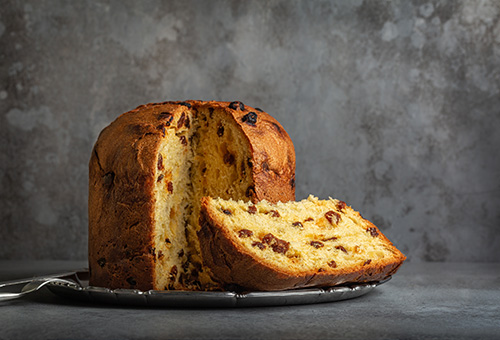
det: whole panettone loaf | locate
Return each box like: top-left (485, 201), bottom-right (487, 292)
top-left (198, 196), bottom-right (406, 291)
top-left (88, 100), bottom-right (296, 291)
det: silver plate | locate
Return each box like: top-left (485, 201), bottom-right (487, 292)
top-left (46, 270), bottom-right (390, 308)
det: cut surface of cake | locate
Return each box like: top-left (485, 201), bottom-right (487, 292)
top-left (88, 101), bottom-right (296, 291)
top-left (198, 196), bottom-right (406, 291)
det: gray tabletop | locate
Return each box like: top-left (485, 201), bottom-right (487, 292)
top-left (0, 261), bottom-right (499, 339)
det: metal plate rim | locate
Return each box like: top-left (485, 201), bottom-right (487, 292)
top-left (46, 270), bottom-right (390, 308)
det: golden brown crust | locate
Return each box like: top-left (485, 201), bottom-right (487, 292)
top-left (198, 197), bottom-right (406, 291)
top-left (88, 101), bottom-right (295, 290)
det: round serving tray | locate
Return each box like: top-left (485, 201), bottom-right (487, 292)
top-left (45, 270), bottom-right (390, 308)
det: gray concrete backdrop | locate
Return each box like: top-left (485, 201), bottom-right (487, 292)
top-left (1, 0), bottom-right (499, 262)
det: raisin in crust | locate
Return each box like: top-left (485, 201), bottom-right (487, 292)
top-left (198, 196), bottom-right (406, 291)
top-left (88, 101), bottom-right (295, 291)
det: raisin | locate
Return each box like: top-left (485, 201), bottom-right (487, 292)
top-left (97, 257), bottom-right (106, 267)
top-left (238, 229), bottom-right (253, 238)
top-left (126, 277), bottom-right (136, 286)
top-left (229, 101), bottom-right (245, 111)
top-left (272, 239), bottom-right (290, 254)
top-left (262, 234), bottom-right (290, 254)
top-left (157, 174), bottom-right (164, 182)
top-left (304, 217), bottom-right (314, 222)
top-left (292, 221), bottom-right (303, 228)
top-left (178, 249), bottom-right (184, 258)
top-left (262, 233), bottom-right (276, 244)
top-left (325, 211), bottom-right (341, 225)
top-left (157, 124), bottom-right (166, 136)
top-left (248, 205), bottom-right (257, 214)
top-left (247, 158), bottom-right (253, 168)
top-left (336, 245), bottom-right (348, 253)
top-left (217, 124), bottom-right (224, 137)
top-left (222, 209), bottom-right (232, 215)
top-left (241, 112), bottom-right (257, 126)
top-left (262, 162), bottom-right (269, 171)
top-left (177, 112), bottom-right (186, 128)
top-left (179, 135), bottom-right (188, 145)
top-left (178, 101), bottom-right (191, 108)
top-left (165, 238), bottom-right (171, 244)
top-left (190, 269), bottom-right (199, 279)
top-left (252, 241), bottom-right (266, 250)
top-left (158, 250), bottom-right (164, 259)
top-left (323, 236), bottom-right (338, 242)
top-left (328, 260), bottom-right (337, 268)
top-left (185, 116), bottom-right (190, 128)
top-left (290, 176), bottom-right (295, 188)
top-left (310, 241), bottom-right (324, 248)
top-left (160, 112), bottom-right (174, 126)
top-left (169, 265), bottom-right (178, 280)
top-left (246, 185), bottom-right (255, 198)
top-left (255, 107), bottom-right (263, 112)
top-left (367, 227), bottom-right (379, 237)
top-left (103, 172), bottom-right (115, 188)
top-left (157, 154), bottom-right (163, 170)
top-left (336, 201), bottom-right (347, 211)
top-left (208, 107), bottom-right (214, 117)
top-left (267, 210), bottom-right (280, 217)
top-left (223, 152), bottom-right (235, 165)
top-left (167, 181), bottom-right (173, 193)
top-left (363, 259), bottom-right (372, 266)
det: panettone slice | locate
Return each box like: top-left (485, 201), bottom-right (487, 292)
top-left (198, 196), bottom-right (406, 291)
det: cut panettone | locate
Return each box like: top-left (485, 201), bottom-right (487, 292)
top-left (88, 101), bottom-right (296, 291)
top-left (198, 196), bottom-right (406, 291)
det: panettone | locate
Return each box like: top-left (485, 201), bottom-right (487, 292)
top-left (198, 196), bottom-right (406, 291)
top-left (88, 100), bottom-right (296, 290)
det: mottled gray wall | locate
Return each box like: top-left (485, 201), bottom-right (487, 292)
top-left (1, 0), bottom-right (499, 261)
